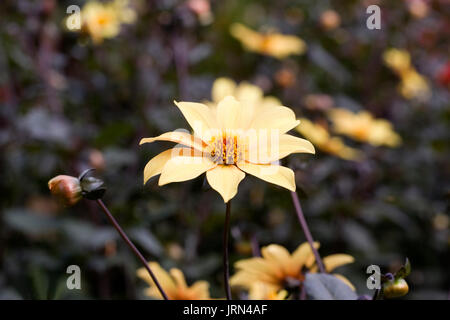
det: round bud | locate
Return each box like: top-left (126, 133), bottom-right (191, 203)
top-left (383, 278), bottom-right (409, 298)
top-left (48, 175), bottom-right (82, 206)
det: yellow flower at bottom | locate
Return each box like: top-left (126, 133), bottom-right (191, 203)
top-left (137, 262), bottom-right (210, 300)
top-left (248, 282), bottom-right (289, 300)
top-left (140, 96), bottom-right (315, 203)
top-left (328, 108), bottom-right (402, 147)
top-left (230, 23), bottom-right (306, 59)
top-left (230, 243), bottom-right (354, 293)
top-left (296, 118), bottom-right (362, 161)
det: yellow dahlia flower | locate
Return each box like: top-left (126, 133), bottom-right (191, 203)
top-left (137, 262), bottom-right (210, 300)
top-left (81, 0), bottom-right (136, 44)
top-left (230, 243), bottom-right (354, 293)
top-left (383, 48), bottom-right (430, 100)
top-left (248, 282), bottom-right (289, 300)
top-left (210, 77), bottom-right (281, 110)
top-left (296, 118), bottom-right (362, 161)
top-left (328, 108), bottom-right (402, 147)
top-left (140, 96), bottom-right (315, 203)
top-left (230, 23), bottom-right (306, 59)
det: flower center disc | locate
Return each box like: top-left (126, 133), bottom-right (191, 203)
top-left (210, 135), bottom-right (242, 165)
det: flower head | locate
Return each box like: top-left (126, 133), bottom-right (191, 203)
top-left (230, 23), bottom-right (306, 59)
top-left (137, 262), bottom-right (210, 300)
top-left (247, 282), bottom-right (288, 300)
top-left (296, 118), bottom-right (362, 161)
top-left (328, 108), bottom-right (402, 147)
top-left (48, 175), bottom-right (82, 206)
top-left (140, 95), bottom-right (315, 203)
top-left (383, 48), bottom-right (430, 100)
top-left (80, 0), bottom-right (136, 43)
top-left (230, 243), bottom-right (354, 293)
top-left (209, 77), bottom-right (281, 110)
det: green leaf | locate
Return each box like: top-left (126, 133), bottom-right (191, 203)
top-left (304, 273), bottom-right (358, 300)
top-left (395, 257), bottom-right (411, 280)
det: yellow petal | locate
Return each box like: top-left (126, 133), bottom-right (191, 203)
top-left (174, 101), bottom-right (219, 142)
top-left (189, 281), bottom-right (211, 299)
top-left (323, 254), bottom-right (355, 272)
top-left (247, 134), bottom-right (315, 164)
top-left (140, 131), bottom-right (207, 152)
top-left (216, 96), bottom-right (244, 130)
top-left (237, 162), bottom-right (296, 191)
top-left (332, 274), bottom-right (356, 291)
top-left (137, 262), bottom-right (176, 297)
top-left (169, 268), bottom-right (187, 289)
top-left (212, 78), bottom-right (236, 103)
top-left (158, 156), bottom-right (216, 186)
top-left (291, 242), bottom-right (320, 271)
top-left (143, 148), bottom-right (196, 184)
top-left (250, 106), bottom-right (300, 134)
top-left (261, 244), bottom-right (293, 275)
top-left (206, 165), bottom-right (245, 203)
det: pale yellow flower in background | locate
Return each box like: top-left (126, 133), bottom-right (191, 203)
top-left (383, 48), bottom-right (412, 74)
top-left (248, 282), bottom-right (289, 300)
top-left (328, 108), bottom-right (402, 147)
top-left (383, 48), bottom-right (430, 100)
top-left (137, 262), bottom-right (210, 300)
top-left (209, 77), bottom-right (281, 110)
top-left (230, 243), bottom-right (355, 293)
top-left (296, 118), bottom-right (362, 161)
top-left (140, 95), bottom-right (315, 203)
top-left (398, 68), bottom-right (431, 100)
top-left (230, 23), bottom-right (306, 59)
top-left (81, 0), bottom-right (136, 44)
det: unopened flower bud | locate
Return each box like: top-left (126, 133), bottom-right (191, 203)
top-left (383, 278), bottom-right (409, 298)
top-left (48, 175), bottom-right (82, 206)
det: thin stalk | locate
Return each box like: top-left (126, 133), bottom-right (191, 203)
top-left (96, 199), bottom-right (169, 300)
top-left (223, 201), bottom-right (232, 300)
top-left (290, 191), bottom-right (326, 274)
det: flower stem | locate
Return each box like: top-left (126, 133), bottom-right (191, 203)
top-left (290, 191), bottom-right (326, 274)
top-left (223, 201), bottom-right (232, 300)
top-left (96, 199), bottom-right (169, 300)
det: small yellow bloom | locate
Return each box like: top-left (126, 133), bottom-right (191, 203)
top-left (230, 23), bottom-right (306, 59)
top-left (296, 118), bottom-right (362, 161)
top-left (137, 262), bottom-right (210, 300)
top-left (210, 77), bottom-right (281, 110)
top-left (248, 282), bottom-right (289, 300)
top-left (328, 108), bottom-right (402, 147)
top-left (140, 95), bottom-right (315, 203)
top-left (383, 48), bottom-right (411, 74)
top-left (383, 48), bottom-right (430, 100)
top-left (398, 68), bottom-right (431, 100)
top-left (81, 0), bottom-right (136, 44)
top-left (230, 243), bottom-right (354, 293)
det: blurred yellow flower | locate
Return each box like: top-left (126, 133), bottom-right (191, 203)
top-left (398, 68), bottom-right (431, 100)
top-left (81, 0), bottom-right (136, 44)
top-left (210, 77), bottom-right (281, 110)
top-left (230, 23), bottom-right (306, 59)
top-left (140, 95), bottom-right (315, 203)
top-left (137, 262), bottom-right (210, 300)
top-left (383, 48), bottom-right (430, 100)
top-left (248, 282), bottom-right (289, 300)
top-left (230, 243), bottom-right (354, 293)
top-left (328, 108), bottom-right (402, 147)
top-left (296, 118), bottom-right (362, 161)
top-left (383, 48), bottom-right (411, 74)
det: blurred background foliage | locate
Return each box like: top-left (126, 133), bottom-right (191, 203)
top-left (0, 0), bottom-right (449, 299)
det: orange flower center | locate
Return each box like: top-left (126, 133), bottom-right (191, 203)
top-left (210, 135), bottom-right (242, 164)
